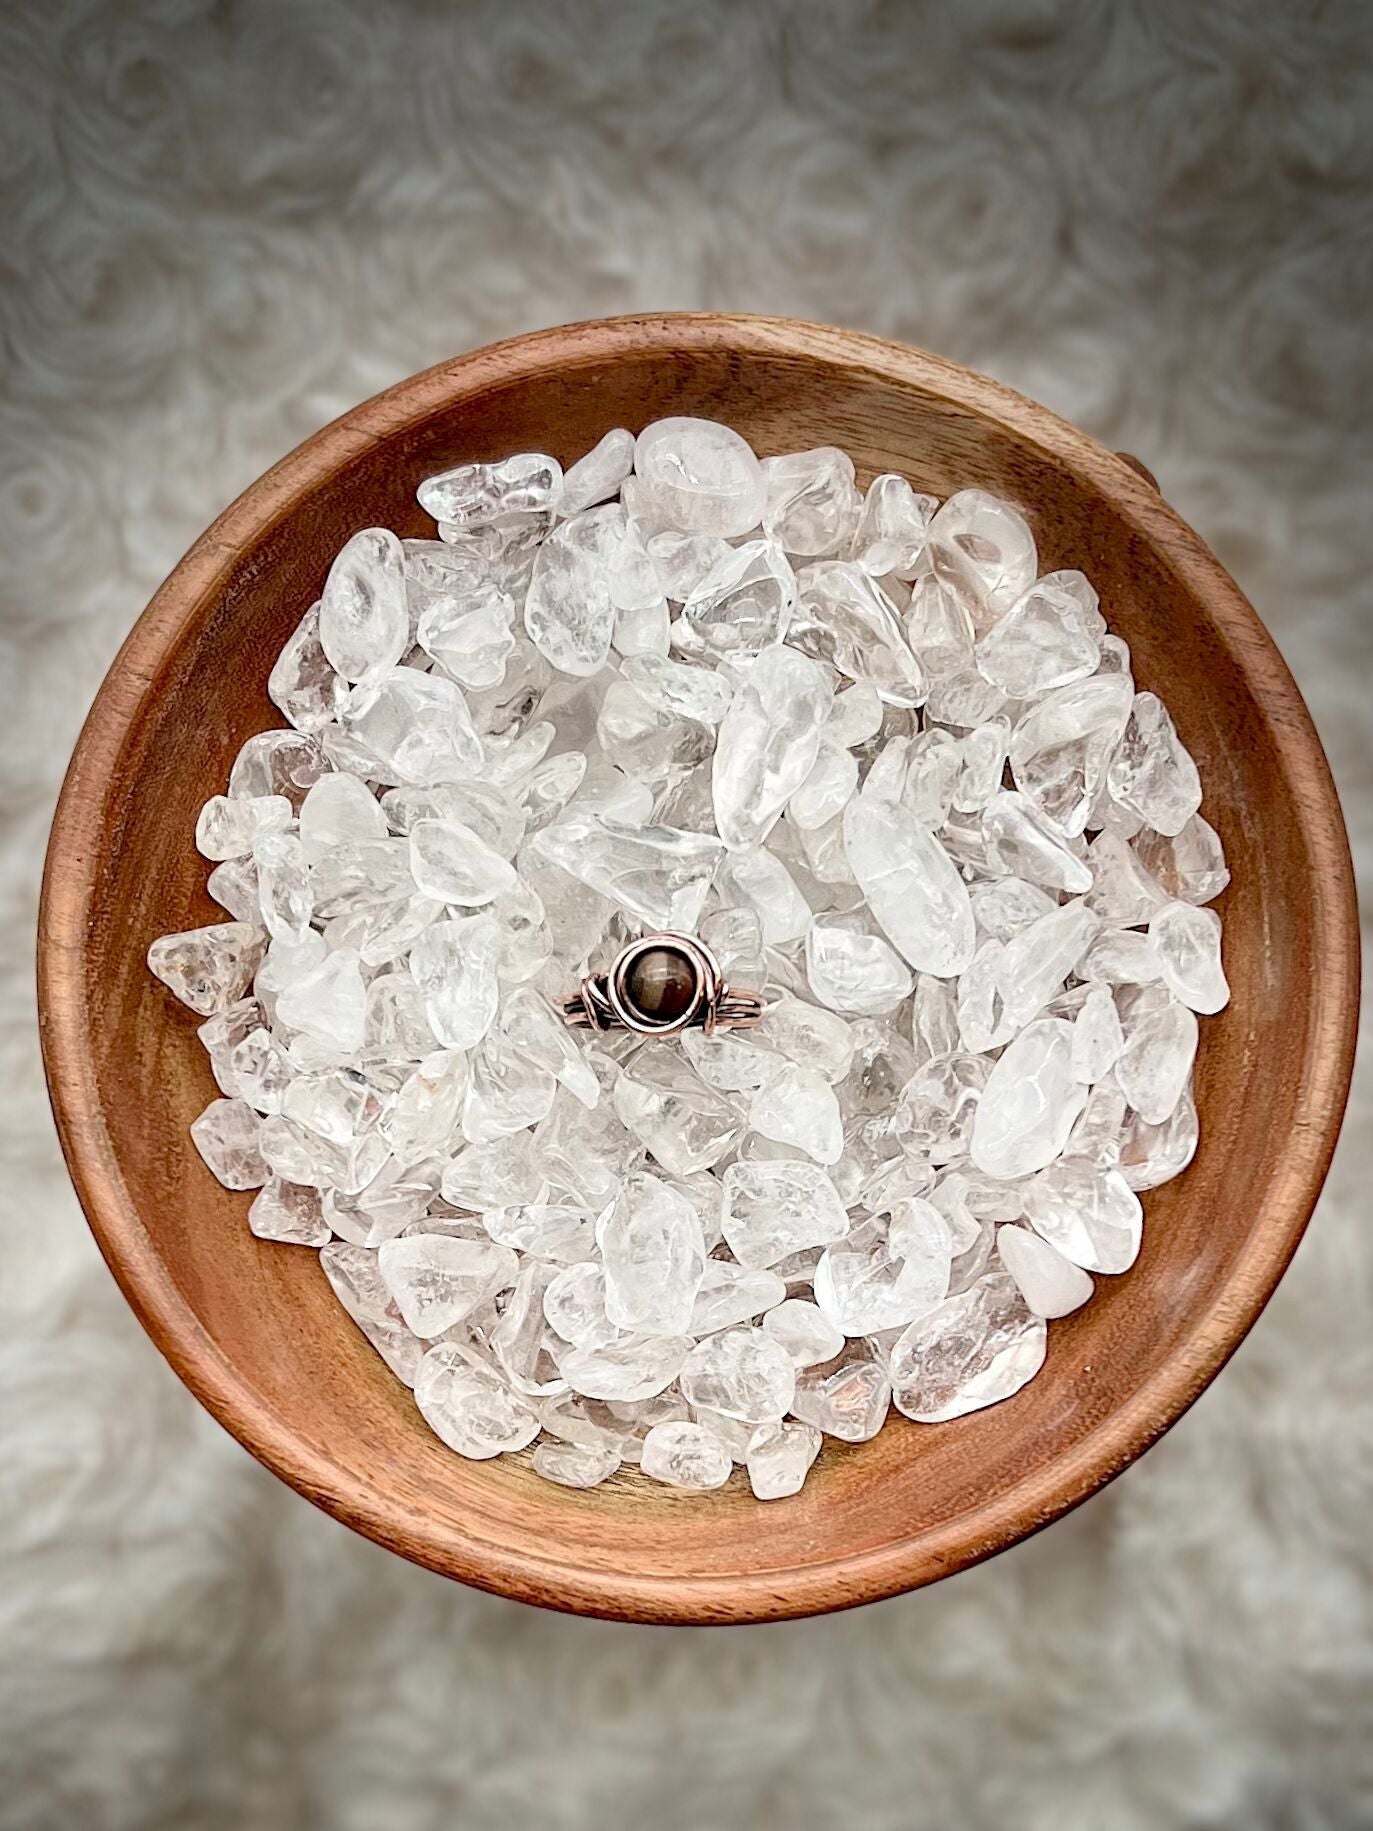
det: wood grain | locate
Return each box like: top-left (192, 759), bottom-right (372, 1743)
top-left (37, 314), bottom-right (1360, 1624)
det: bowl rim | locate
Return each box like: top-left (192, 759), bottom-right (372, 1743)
top-left (38, 311), bottom-right (1360, 1624)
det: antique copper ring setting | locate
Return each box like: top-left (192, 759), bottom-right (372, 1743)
top-left (556, 932), bottom-right (764, 1037)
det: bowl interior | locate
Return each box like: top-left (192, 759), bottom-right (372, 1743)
top-left (41, 317), bottom-right (1356, 1623)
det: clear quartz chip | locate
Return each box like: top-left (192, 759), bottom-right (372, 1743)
top-left (1107, 692), bottom-right (1202, 836)
top-left (806, 923), bottom-right (913, 1016)
top-left (792, 562), bottom-right (926, 706)
top-left (712, 643), bottom-right (832, 849)
top-left (640, 1420), bottom-right (733, 1490)
top-left (378, 1233), bottom-right (519, 1338)
top-left (720, 1161), bottom-right (849, 1268)
top-left (341, 667), bottom-right (483, 785)
top-left (746, 1420), bottom-right (822, 1499)
top-left (408, 819), bottom-right (519, 906)
top-left (612, 1046), bottom-right (745, 1178)
top-left (981, 791), bottom-right (1094, 895)
top-left (149, 923), bottom-right (266, 1015)
top-left (762, 447), bottom-right (858, 556)
top-left (555, 428), bottom-right (635, 517)
top-left (633, 418), bottom-right (766, 539)
top-left (971, 1018), bottom-right (1086, 1179)
top-left (1149, 900), bottom-right (1230, 1013)
top-left (1132, 814), bottom-right (1229, 905)
top-left (678, 539), bottom-right (797, 657)
top-left (408, 916), bottom-right (501, 1051)
top-left (532, 1439), bottom-right (621, 1489)
top-left (269, 603), bottom-right (348, 734)
top-left (761, 1298), bottom-right (845, 1367)
top-left (249, 1177), bottom-right (330, 1246)
top-left (842, 793), bottom-right (975, 977)
top-left (533, 812), bottom-right (722, 932)
top-left (1023, 1160), bottom-right (1143, 1273)
top-left (996, 1224), bottom-right (1093, 1318)
top-left (195, 794), bottom-right (292, 862)
top-left (1115, 984), bottom-right (1198, 1124)
top-left (749, 1064), bottom-right (843, 1165)
top-left (974, 578), bottom-right (1099, 696)
top-left (850, 473), bottom-right (935, 578)
top-left (679, 1327), bottom-right (795, 1423)
top-left (1008, 674), bottom-right (1134, 838)
top-left (190, 1097), bottom-right (268, 1189)
top-left (318, 528), bottom-right (409, 684)
top-left (791, 1353), bottom-right (891, 1442)
top-left (925, 489), bottom-right (1038, 627)
top-left (413, 1342), bottom-right (541, 1459)
top-left (598, 1173), bottom-right (705, 1337)
top-left (890, 1272), bottom-right (1046, 1421)
top-left (418, 452), bottom-right (562, 527)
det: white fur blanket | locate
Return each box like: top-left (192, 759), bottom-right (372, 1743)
top-left (2, 3), bottom-right (1369, 1826)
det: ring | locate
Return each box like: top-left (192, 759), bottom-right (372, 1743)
top-left (556, 931), bottom-right (764, 1037)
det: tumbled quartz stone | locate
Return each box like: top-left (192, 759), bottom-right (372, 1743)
top-left (814, 1216), bottom-right (951, 1334)
top-left (640, 1420), bottom-right (733, 1490)
top-left (762, 447), bottom-right (857, 556)
top-left (791, 1354), bottom-right (891, 1443)
top-left (995, 897), bottom-right (1099, 1029)
top-left (555, 1332), bottom-right (692, 1402)
top-left (806, 924), bottom-right (913, 1016)
top-left (413, 1342), bottom-right (541, 1460)
top-left (533, 813), bottom-right (722, 933)
top-left (971, 1018), bottom-right (1087, 1180)
top-left (319, 527), bottom-right (409, 683)
top-left (542, 1259), bottom-right (621, 1350)
top-left (746, 1420), bottom-right (823, 1500)
top-left (254, 832), bottom-right (312, 944)
top-left (982, 792), bottom-right (1094, 895)
top-left (890, 1273), bottom-right (1046, 1421)
top-left (523, 506), bottom-right (624, 676)
top-left (248, 1177), bottom-right (330, 1246)
top-left (1117, 1081), bottom-right (1199, 1191)
top-left (269, 603), bottom-right (348, 734)
top-left (679, 1327), bottom-right (795, 1424)
top-left (195, 793), bottom-right (292, 862)
top-left (790, 744), bottom-right (858, 830)
top-left (408, 819), bottom-right (519, 907)
top-left (749, 1063), bottom-right (843, 1165)
top-left (761, 1298), bottom-right (845, 1367)
top-left (974, 578), bottom-right (1099, 696)
top-left (498, 985), bottom-right (599, 1108)
top-left (756, 995), bottom-right (853, 1084)
top-left (408, 916), bottom-right (500, 1051)
top-left (275, 948), bottom-right (367, 1053)
top-left (633, 417), bottom-right (766, 538)
top-left (925, 489), bottom-right (1038, 627)
top-left (598, 1173), bottom-right (705, 1337)
top-left (678, 539), bottom-right (797, 657)
top-left (1149, 900), bottom-right (1229, 1013)
top-left (554, 427), bottom-right (634, 516)
top-left (721, 1161), bottom-right (849, 1268)
top-left (340, 666), bottom-right (483, 785)
top-left (850, 473), bottom-right (935, 578)
top-left (1009, 673), bottom-right (1134, 838)
top-left (1071, 982), bottom-right (1125, 1083)
top-left (612, 1045), bottom-right (744, 1177)
top-left (1024, 1160), bottom-right (1143, 1274)
top-left (712, 643), bottom-right (832, 849)
top-left (715, 847), bottom-right (812, 946)
top-left (996, 1224), bottom-right (1093, 1318)
top-left (191, 1097), bottom-right (268, 1189)
top-left (418, 452), bottom-right (562, 527)
top-left (842, 793), bottom-right (975, 977)
top-left (149, 923), bottom-right (266, 1015)
top-left (791, 562), bottom-right (925, 707)
top-left (1086, 830), bottom-right (1169, 927)
top-left (1115, 985), bottom-right (1198, 1124)
top-left (532, 1438), bottom-right (621, 1489)
top-left (1132, 814), bottom-right (1229, 905)
top-left (1107, 692), bottom-right (1202, 836)
top-left (378, 1233), bottom-right (518, 1338)
top-left (689, 1262), bottom-right (787, 1335)
top-left (417, 590), bottom-right (515, 691)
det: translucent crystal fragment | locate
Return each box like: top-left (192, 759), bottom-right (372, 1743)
top-left (533, 814), bottom-right (722, 932)
top-left (679, 1327), bottom-right (795, 1423)
top-left (597, 1173), bottom-right (705, 1337)
top-left (974, 578), bottom-right (1099, 696)
top-left (904, 572), bottom-right (976, 679)
top-left (633, 417), bottom-right (766, 538)
top-left (761, 1298), bottom-right (845, 1367)
top-left (190, 1097), bottom-right (267, 1189)
top-left (275, 948), bottom-right (367, 1053)
top-left (1024, 1160), bottom-right (1143, 1273)
top-left (555, 1332), bottom-right (691, 1402)
top-left (523, 507), bottom-right (624, 676)
top-left (850, 473), bottom-right (935, 578)
top-left (148, 923), bottom-right (266, 1015)
top-left (1107, 692), bottom-right (1202, 836)
top-left (749, 1064), bottom-right (843, 1165)
top-left (341, 667), bottom-right (483, 785)
top-left (712, 643), bottom-right (832, 849)
top-left (981, 792), bottom-right (1094, 895)
top-left (249, 1177), bottom-right (330, 1246)
top-left (418, 591), bottom-right (515, 692)
top-left (746, 1420), bottom-right (822, 1500)
top-left (1087, 829), bottom-right (1168, 926)
top-left (792, 562), bottom-right (925, 706)
top-left (640, 1420), bottom-right (733, 1489)
top-left (612, 1046), bottom-right (744, 1177)
top-left (253, 832), bottom-right (312, 944)
top-left (407, 916), bottom-right (501, 1051)
top-left (542, 1260), bottom-right (620, 1349)
top-left (499, 985), bottom-right (599, 1108)
top-left (842, 794), bottom-right (975, 977)
top-left (418, 452), bottom-right (562, 527)
top-left (720, 1161), bottom-right (849, 1268)
top-left (300, 773), bottom-right (388, 850)
top-left (677, 539), bottom-right (797, 659)
top-left (756, 995), bottom-right (853, 1083)
top-left (814, 1216), bottom-right (951, 1334)
top-left (970, 1018), bottom-right (1086, 1180)
top-left (407, 819), bottom-right (519, 907)
top-left (1117, 1082), bottom-right (1199, 1190)
top-left (1071, 982), bottom-right (1125, 1083)
top-left (195, 793), bottom-right (292, 862)
top-left (996, 1224), bottom-right (1094, 1318)
top-left (620, 653), bottom-right (733, 726)
top-left (1115, 986), bottom-right (1197, 1123)
top-left (762, 447), bottom-right (857, 557)
top-left (715, 846), bottom-right (811, 946)
top-left (555, 427), bottom-right (634, 516)
top-left (926, 489), bottom-right (1038, 627)
top-left (595, 679), bottom-right (711, 785)
top-left (790, 745), bottom-right (858, 830)
top-left (791, 1354), bottom-right (891, 1442)
top-left (532, 1439), bottom-right (620, 1489)
top-left (319, 528), bottom-right (409, 683)
top-left (689, 1262), bottom-right (787, 1335)
top-left (378, 1234), bottom-right (518, 1338)
top-left (1149, 901), bottom-right (1229, 1013)
top-left (995, 897), bottom-right (1099, 1029)
top-left (413, 1342), bottom-right (541, 1459)
top-left (1132, 815), bottom-right (1229, 905)
top-left (806, 923), bottom-right (913, 1016)
top-left (1009, 674), bottom-right (1134, 838)
top-left (890, 1272), bottom-right (1046, 1421)
top-left (269, 603), bottom-right (348, 734)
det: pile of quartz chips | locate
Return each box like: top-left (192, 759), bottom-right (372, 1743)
top-left (149, 416), bottom-right (1229, 1500)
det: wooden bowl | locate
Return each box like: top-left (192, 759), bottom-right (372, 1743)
top-left (38, 314), bottom-right (1358, 1624)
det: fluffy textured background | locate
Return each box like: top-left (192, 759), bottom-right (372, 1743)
top-left (2, 3), bottom-right (1369, 1826)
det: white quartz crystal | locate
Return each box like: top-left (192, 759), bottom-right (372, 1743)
top-left (153, 439), bottom-right (1229, 1501)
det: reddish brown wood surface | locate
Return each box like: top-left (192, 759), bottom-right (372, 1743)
top-left (37, 314), bottom-right (1359, 1624)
